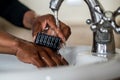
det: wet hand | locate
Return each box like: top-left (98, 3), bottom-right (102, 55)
top-left (32, 14), bottom-right (71, 43)
top-left (15, 40), bottom-right (68, 68)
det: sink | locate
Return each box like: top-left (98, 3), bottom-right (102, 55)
top-left (0, 46), bottom-right (120, 80)
top-left (60, 46), bottom-right (108, 66)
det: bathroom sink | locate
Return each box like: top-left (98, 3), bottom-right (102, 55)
top-left (0, 46), bottom-right (120, 80)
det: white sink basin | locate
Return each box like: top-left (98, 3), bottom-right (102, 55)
top-left (0, 46), bottom-right (120, 80)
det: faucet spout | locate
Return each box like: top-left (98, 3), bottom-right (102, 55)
top-left (49, 0), bottom-right (64, 11)
top-left (49, 0), bottom-right (64, 27)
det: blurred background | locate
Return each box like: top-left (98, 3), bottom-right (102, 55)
top-left (0, 0), bottom-right (120, 48)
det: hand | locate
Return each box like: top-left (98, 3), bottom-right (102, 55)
top-left (32, 14), bottom-right (71, 43)
top-left (23, 11), bottom-right (71, 41)
top-left (15, 39), bottom-right (68, 68)
top-left (23, 12), bottom-right (71, 67)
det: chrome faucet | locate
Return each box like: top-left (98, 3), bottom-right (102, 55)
top-left (50, 0), bottom-right (64, 28)
top-left (84, 0), bottom-right (120, 58)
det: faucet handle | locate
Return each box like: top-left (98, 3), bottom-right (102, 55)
top-left (86, 19), bottom-right (92, 25)
top-left (111, 7), bottom-right (120, 33)
top-left (113, 7), bottom-right (120, 17)
top-left (113, 7), bottom-right (120, 26)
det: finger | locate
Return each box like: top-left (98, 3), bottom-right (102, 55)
top-left (49, 53), bottom-right (63, 66)
top-left (43, 47), bottom-right (63, 66)
top-left (55, 28), bottom-right (66, 42)
top-left (60, 22), bottom-right (71, 40)
top-left (32, 18), bottom-right (46, 37)
top-left (56, 54), bottom-right (69, 65)
top-left (34, 15), bottom-right (50, 31)
top-left (32, 19), bottom-right (40, 36)
top-left (31, 56), bottom-right (46, 68)
top-left (34, 14), bottom-right (66, 42)
top-left (46, 17), bottom-right (66, 42)
top-left (38, 49), bottom-right (57, 67)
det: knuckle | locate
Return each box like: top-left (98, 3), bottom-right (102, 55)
top-left (64, 25), bottom-right (71, 35)
top-left (47, 14), bottom-right (53, 17)
top-left (31, 55), bottom-right (39, 59)
top-left (68, 27), bottom-right (71, 35)
top-left (47, 14), bottom-right (54, 19)
top-left (48, 62), bottom-right (57, 67)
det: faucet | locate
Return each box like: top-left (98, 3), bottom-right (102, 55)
top-left (84, 0), bottom-right (120, 59)
top-left (49, 0), bottom-right (64, 28)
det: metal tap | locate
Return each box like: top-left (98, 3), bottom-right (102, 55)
top-left (84, 0), bottom-right (120, 59)
top-left (49, 0), bottom-right (64, 28)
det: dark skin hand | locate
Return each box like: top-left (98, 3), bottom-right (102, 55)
top-left (16, 39), bottom-right (68, 67)
top-left (32, 14), bottom-right (71, 42)
top-left (30, 14), bottom-right (71, 67)
top-left (0, 11), bottom-right (71, 68)
top-left (0, 31), bottom-right (69, 68)
top-left (23, 11), bottom-right (71, 41)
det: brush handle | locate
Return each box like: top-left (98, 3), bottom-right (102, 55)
top-left (35, 32), bottom-right (61, 51)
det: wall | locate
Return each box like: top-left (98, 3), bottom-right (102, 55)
top-left (19, 0), bottom-right (120, 25)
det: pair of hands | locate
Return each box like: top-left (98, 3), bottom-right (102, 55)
top-left (16, 12), bottom-right (71, 68)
